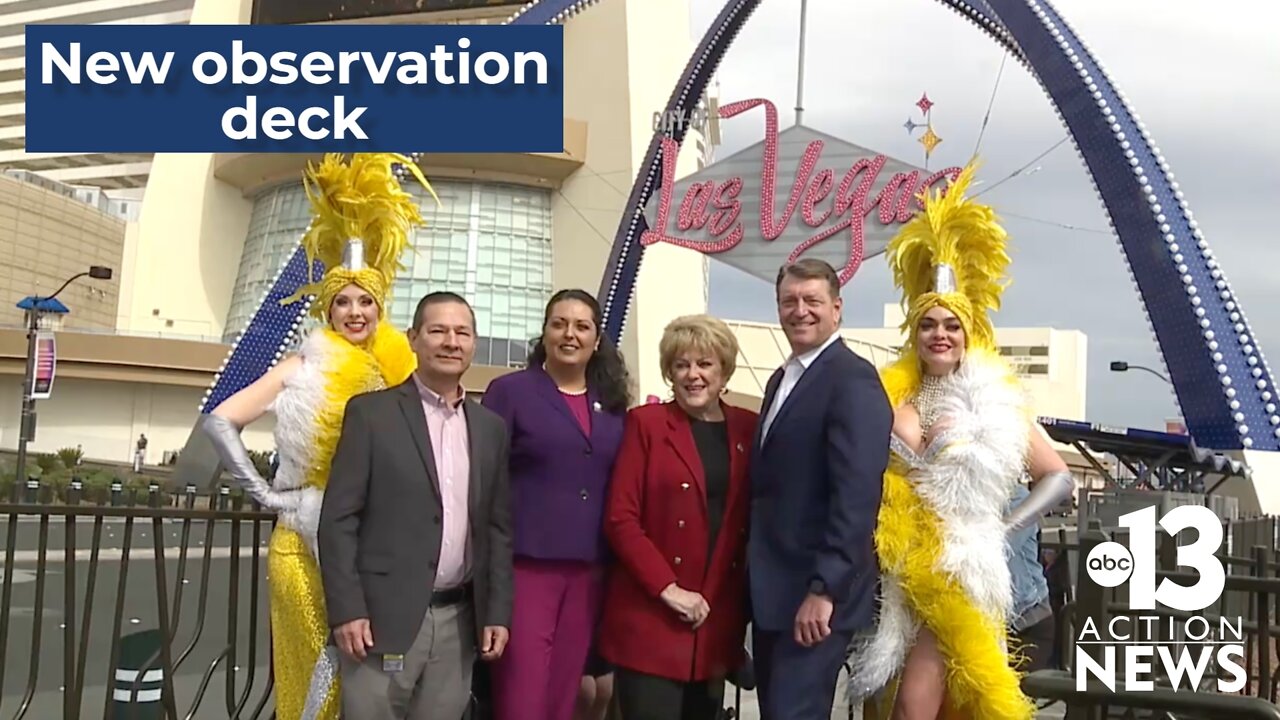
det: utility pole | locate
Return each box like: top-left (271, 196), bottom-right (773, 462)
top-left (13, 266), bottom-right (113, 486)
top-left (795, 0), bottom-right (809, 125)
top-left (14, 304), bottom-right (42, 489)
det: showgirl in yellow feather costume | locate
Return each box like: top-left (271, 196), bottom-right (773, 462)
top-left (845, 163), bottom-right (1076, 720)
top-left (201, 153), bottom-right (433, 720)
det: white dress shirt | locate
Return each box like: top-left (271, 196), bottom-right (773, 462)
top-left (760, 331), bottom-right (843, 440)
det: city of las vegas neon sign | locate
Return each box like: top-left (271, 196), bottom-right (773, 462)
top-left (641, 98), bottom-right (962, 285)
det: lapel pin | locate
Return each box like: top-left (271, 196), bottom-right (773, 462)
top-left (736, 443), bottom-right (744, 452)
top-left (592, 401), bottom-right (602, 412)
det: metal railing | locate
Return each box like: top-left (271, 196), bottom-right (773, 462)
top-left (1022, 669), bottom-right (1280, 719)
top-left (0, 479), bottom-right (275, 719)
top-left (7, 476), bottom-right (1280, 719)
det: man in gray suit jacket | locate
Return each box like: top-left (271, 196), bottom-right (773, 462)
top-left (320, 291), bottom-right (513, 720)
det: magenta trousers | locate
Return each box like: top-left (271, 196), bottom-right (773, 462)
top-left (491, 558), bottom-right (604, 720)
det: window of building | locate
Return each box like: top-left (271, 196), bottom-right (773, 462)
top-left (224, 178), bottom-right (554, 369)
top-left (223, 185), bottom-right (311, 340)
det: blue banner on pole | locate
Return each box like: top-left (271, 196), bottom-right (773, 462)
top-left (25, 24), bottom-right (564, 153)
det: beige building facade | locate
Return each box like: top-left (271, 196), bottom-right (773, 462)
top-left (0, 0), bottom-right (195, 193)
top-left (719, 305), bottom-right (1089, 425)
top-left (0, 326), bottom-right (512, 465)
top-left (117, 0), bottom-right (710, 403)
top-left (0, 171), bottom-right (124, 331)
top-left (0, 327), bottom-right (257, 466)
top-left (719, 319), bottom-right (900, 406)
top-left (859, 303), bottom-right (1089, 423)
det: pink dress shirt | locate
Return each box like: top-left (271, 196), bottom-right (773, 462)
top-left (413, 375), bottom-right (471, 589)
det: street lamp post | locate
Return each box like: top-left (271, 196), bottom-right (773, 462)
top-left (13, 266), bottom-right (113, 487)
top-left (1109, 360), bottom-right (1171, 385)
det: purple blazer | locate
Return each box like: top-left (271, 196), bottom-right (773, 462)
top-left (481, 366), bottom-right (626, 563)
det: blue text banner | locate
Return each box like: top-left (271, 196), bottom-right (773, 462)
top-left (26, 24), bottom-right (564, 153)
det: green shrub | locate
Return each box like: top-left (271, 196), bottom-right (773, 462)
top-left (43, 469), bottom-right (73, 503)
top-left (56, 446), bottom-right (83, 469)
top-left (34, 453), bottom-right (62, 475)
top-left (73, 469), bottom-right (116, 504)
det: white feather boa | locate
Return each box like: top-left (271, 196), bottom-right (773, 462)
top-left (847, 352), bottom-right (1029, 700)
top-left (919, 354), bottom-right (1029, 618)
top-left (269, 331), bottom-right (339, 557)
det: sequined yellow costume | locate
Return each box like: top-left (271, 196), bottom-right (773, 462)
top-left (269, 322), bottom-right (416, 718)
top-left (205, 153), bottom-right (432, 719)
top-left (845, 163), bottom-right (1037, 720)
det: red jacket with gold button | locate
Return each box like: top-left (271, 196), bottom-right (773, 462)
top-left (598, 400), bottom-right (758, 681)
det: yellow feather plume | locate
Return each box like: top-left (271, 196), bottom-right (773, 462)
top-left (873, 463), bottom-right (1035, 720)
top-left (283, 152), bottom-right (439, 318)
top-left (885, 161), bottom-right (1011, 353)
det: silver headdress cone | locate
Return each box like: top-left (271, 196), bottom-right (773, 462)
top-left (342, 238), bottom-right (365, 271)
top-left (934, 263), bottom-right (956, 294)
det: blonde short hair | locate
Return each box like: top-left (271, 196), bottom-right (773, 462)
top-left (658, 314), bottom-right (739, 385)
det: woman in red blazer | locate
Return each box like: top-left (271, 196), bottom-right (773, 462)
top-left (599, 314), bottom-right (758, 720)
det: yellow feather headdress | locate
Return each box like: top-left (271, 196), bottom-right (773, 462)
top-left (879, 161), bottom-right (1013, 408)
top-left (886, 161), bottom-right (1010, 354)
top-left (283, 152), bottom-right (439, 321)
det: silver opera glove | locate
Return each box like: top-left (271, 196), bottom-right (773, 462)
top-left (201, 414), bottom-right (322, 559)
top-left (200, 413), bottom-right (278, 508)
top-left (1005, 469), bottom-right (1075, 533)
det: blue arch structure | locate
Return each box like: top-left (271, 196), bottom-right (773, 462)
top-left (594, 0), bottom-right (1280, 453)
top-left (203, 0), bottom-right (1278, 455)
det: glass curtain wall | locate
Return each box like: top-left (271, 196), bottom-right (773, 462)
top-left (225, 178), bottom-right (554, 368)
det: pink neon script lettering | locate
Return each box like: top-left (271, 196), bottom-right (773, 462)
top-left (641, 98), bottom-right (963, 284)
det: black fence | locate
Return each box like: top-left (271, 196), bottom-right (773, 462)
top-left (0, 479), bottom-right (274, 719)
top-left (5, 477), bottom-right (1280, 719)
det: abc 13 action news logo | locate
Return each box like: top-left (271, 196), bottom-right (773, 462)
top-left (1078, 504), bottom-right (1247, 693)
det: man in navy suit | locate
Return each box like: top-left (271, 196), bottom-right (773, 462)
top-left (748, 258), bottom-right (892, 720)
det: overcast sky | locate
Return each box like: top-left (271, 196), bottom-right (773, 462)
top-left (684, 0), bottom-right (1280, 431)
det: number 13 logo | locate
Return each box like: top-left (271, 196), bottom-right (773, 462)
top-left (1084, 505), bottom-right (1225, 612)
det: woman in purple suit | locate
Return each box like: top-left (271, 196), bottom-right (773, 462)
top-left (483, 288), bottom-right (632, 720)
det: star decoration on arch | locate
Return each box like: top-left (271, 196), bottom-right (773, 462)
top-left (903, 92), bottom-right (943, 166)
top-left (919, 126), bottom-right (942, 155)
